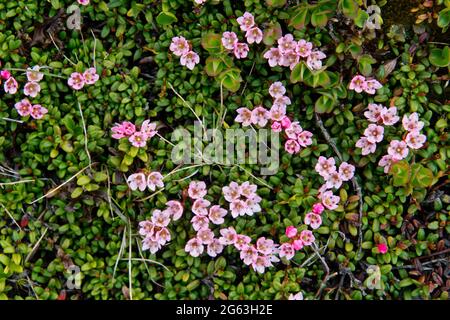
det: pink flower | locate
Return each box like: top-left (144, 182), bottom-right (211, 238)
top-left (364, 103), bottom-right (384, 123)
top-left (292, 239), bottom-right (304, 250)
top-left (306, 50), bottom-right (326, 70)
top-left (271, 121), bottom-right (282, 132)
top-left (364, 79), bottom-right (382, 94)
top-left (296, 39), bottom-right (313, 58)
top-left (285, 226), bottom-right (298, 238)
top-left (252, 255), bottom-right (272, 273)
top-left (122, 122), bottom-right (136, 135)
top-left (299, 230), bottom-right (315, 246)
top-left (138, 220), bottom-right (154, 236)
top-left (279, 243), bottom-right (295, 260)
top-left (191, 215), bottom-right (210, 231)
top-left (221, 31), bottom-right (238, 50)
top-left (169, 36), bottom-right (190, 57)
top-left (285, 121), bottom-right (303, 139)
top-left (188, 181), bottom-right (207, 199)
top-left (234, 43), bottom-right (249, 59)
top-left (83, 68), bottom-right (99, 85)
top-left (192, 198), bottom-right (211, 216)
top-left (405, 131), bottom-right (426, 150)
top-left (251, 106), bottom-right (269, 127)
top-left (364, 124), bottom-right (384, 143)
top-left (240, 181), bottom-right (257, 199)
top-left (180, 51), bottom-right (200, 70)
top-left (349, 75), bottom-right (367, 93)
top-left (304, 212), bottom-right (322, 229)
top-left (0, 70), bottom-right (11, 80)
top-left (381, 107), bottom-right (399, 126)
top-left (68, 72), bottom-right (85, 90)
top-left (30, 104), bottom-right (48, 119)
top-left (128, 131), bottom-right (148, 147)
top-left (4, 76), bottom-right (18, 94)
top-left (23, 81), bottom-right (41, 98)
top-left (236, 12), bottom-right (255, 31)
top-left (165, 200), bottom-right (184, 221)
top-left (147, 171), bottom-right (164, 191)
top-left (234, 234), bottom-right (251, 250)
top-left (240, 244), bottom-right (258, 265)
top-left (151, 209), bottom-right (171, 227)
top-left (273, 95), bottom-right (291, 107)
top-left (277, 34), bottom-right (296, 54)
top-left (194, 0), bottom-right (207, 4)
top-left (235, 107), bottom-right (253, 126)
top-left (402, 113), bottom-right (424, 132)
top-left (207, 239), bottom-right (224, 257)
top-left (245, 195), bottom-right (262, 214)
top-left (197, 228), bottom-right (214, 245)
top-left (208, 205), bottom-right (227, 225)
top-left (269, 81), bottom-right (286, 98)
top-left (356, 137), bottom-right (377, 155)
top-left (338, 162), bottom-right (355, 181)
top-left (127, 173), bottom-right (147, 191)
top-left (111, 122), bottom-right (135, 139)
top-left (222, 181), bottom-right (241, 202)
top-left (263, 48), bottom-right (282, 67)
top-left (325, 171), bottom-right (343, 189)
top-left (388, 140), bottom-right (409, 160)
top-left (315, 156), bottom-right (336, 178)
top-left (155, 227), bottom-right (171, 245)
top-left (185, 237), bottom-right (204, 257)
top-left (297, 130), bottom-right (313, 147)
top-left (280, 116), bottom-right (291, 129)
top-left (256, 237), bottom-right (275, 255)
top-left (285, 139), bottom-right (300, 154)
top-left (312, 203), bottom-right (325, 215)
top-left (14, 99), bottom-right (32, 117)
top-left (230, 199), bottom-right (250, 218)
top-left (140, 120), bottom-right (158, 139)
top-left (77, 0), bottom-right (90, 5)
top-left (269, 104), bottom-right (286, 121)
top-left (26, 66), bottom-right (44, 82)
top-left (377, 243), bottom-right (388, 254)
top-left (219, 227), bottom-right (237, 245)
top-left (280, 50), bottom-right (300, 69)
top-left (142, 237), bottom-right (161, 254)
top-left (321, 190), bottom-right (340, 210)
top-left (245, 27), bottom-right (263, 44)
top-left (288, 292), bottom-right (304, 300)
top-left (378, 155), bottom-right (396, 174)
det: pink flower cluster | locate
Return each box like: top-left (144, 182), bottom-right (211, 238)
top-left (263, 33), bottom-right (326, 71)
top-left (379, 113), bottom-right (426, 173)
top-left (127, 171), bottom-right (164, 192)
top-left (68, 68), bottom-right (99, 90)
top-left (14, 98), bottom-right (48, 119)
top-left (169, 36), bottom-right (200, 70)
top-left (23, 66), bottom-right (44, 98)
top-left (111, 119), bottom-right (158, 148)
top-left (221, 12), bottom-right (263, 59)
top-left (356, 103), bottom-right (399, 156)
top-left (222, 181), bottom-right (262, 218)
top-left (139, 201), bottom-right (184, 254)
top-left (2, 69), bottom-right (18, 95)
top-left (349, 75), bottom-right (382, 95)
top-left (315, 156), bottom-right (355, 191)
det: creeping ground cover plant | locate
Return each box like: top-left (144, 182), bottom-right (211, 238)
top-left (0, 0), bottom-right (449, 302)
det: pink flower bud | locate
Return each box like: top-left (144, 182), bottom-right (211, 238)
top-left (292, 239), bottom-right (304, 250)
top-left (285, 226), bottom-right (297, 238)
top-left (271, 121), bottom-right (282, 132)
top-left (280, 116), bottom-right (291, 129)
top-left (0, 70), bottom-right (11, 80)
top-left (312, 203), bottom-right (325, 215)
top-left (377, 243), bottom-right (388, 254)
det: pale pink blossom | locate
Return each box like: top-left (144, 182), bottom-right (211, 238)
top-left (306, 50), bottom-right (326, 70)
top-left (240, 244), bottom-right (258, 265)
top-left (4, 76), bottom-right (18, 94)
top-left (322, 190), bottom-right (340, 210)
top-left (207, 239), bottom-right (224, 257)
top-left (251, 106), bottom-right (269, 127)
top-left (222, 181), bottom-right (241, 202)
top-left (236, 12), bottom-right (255, 32)
top-left (274, 96), bottom-right (292, 107)
top-left (208, 205), bottom-right (227, 225)
top-left (26, 66), bottom-right (44, 82)
top-left (245, 27), bottom-right (263, 44)
top-left (14, 99), bottom-right (32, 117)
top-left (381, 107), bottom-right (399, 126)
top-left (402, 113), bottom-right (424, 132)
top-left (165, 200), bottom-right (184, 221)
top-left (234, 43), bottom-right (250, 59)
top-left (277, 34), bottom-right (296, 54)
top-left (234, 234), bottom-right (251, 250)
top-left (317, 184), bottom-right (329, 200)
top-left (364, 103), bottom-right (384, 123)
top-left (388, 140), bottom-right (409, 160)
top-left (23, 81), bottom-right (41, 98)
top-left (280, 116), bottom-right (291, 129)
top-left (285, 121), bottom-right (303, 139)
top-left (169, 36), bottom-right (190, 57)
top-left (140, 120), bottom-right (158, 139)
top-left (285, 139), bottom-right (300, 154)
top-left (188, 181), bottom-right (207, 199)
top-left (288, 292), bottom-right (304, 300)
top-left (349, 75), bottom-right (367, 93)
top-left (230, 199), bottom-right (250, 218)
top-left (285, 226), bottom-right (297, 238)
top-left (356, 137), bottom-right (377, 155)
top-left (338, 162), bottom-right (355, 181)
top-left (299, 230), bottom-right (315, 246)
top-left (364, 124), bottom-right (384, 143)
top-left (197, 228), bottom-right (214, 245)
top-left (191, 215), bottom-right (210, 231)
top-left (194, 0), bottom-right (207, 4)
top-left (304, 212), bottom-right (322, 229)
top-left (378, 155), bottom-right (396, 174)
top-left (296, 39), bottom-right (313, 58)
top-left (279, 243), bottom-right (295, 260)
top-left (192, 198), bottom-right (211, 216)
top-left (297, 130), bottom-right (313, 147)
top-left (315, 156), bottom-right (336, 178)
top-left (156, 227), bottom-right (171, 245)
top-left (245, 195), bottom-right (261, 213)
top-left (138, 220), bottom-right (154, 237)
top-left (256, 237), bottom-right (275, 255)
top-left (185, 237), bottom-right (204, 257)
top-left (252, 255), bottom-right (272, 273)
top-left (271, 121), bottom-right (282, 132)
top-left (269, 104), bottom-right (286, 121)
top-left (128, 131), bottom-right (148, 147)
top-left (240, 181), bottom-right (257, 198)
top-left (127, 173), bottom-right (147, 191)
top-left (325, 171), bottom-right (343, 189)
top-left (221, 31), bottom-right (238, 50)
top-left (147, 171), bottom-right (164, 191)
top-left (83, 68), bottom-right (99, 85)
top-left (111, 122), bottom-right (135, 139)
top-left (364, 79), bottom-right (382, 94)
top-left (235, 107), bottom-right (253, 126)
top-left (68, 72), bottom-right (85, 90)
top-left (405, 131), bottom-right (426, 149)
top-left (180, 51), bottom-right (200, 70)
top-left (281, 50), bottom-right (300, 69)
top-left (269, 81), bottom-right (286, 98)
top-left (219, 227), bottom-right (237, 245)
top-left (312, 203), bottom-right (325, 215)
top-left (263, 48), bottom-right (282, 67)
top-left (151, 209), bottom-right (171, 227)
top-left (142, 237), bottom-right (161, 253)
top-left (30, 104), bottom-right (48, 119)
